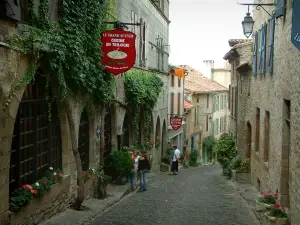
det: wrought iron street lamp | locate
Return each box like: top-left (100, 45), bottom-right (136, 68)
top-left (242, 6), bottom-right (254, 38)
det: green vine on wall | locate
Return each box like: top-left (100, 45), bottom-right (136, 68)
top-left (124, 70), bottom-right (163, 144)
top-left (4, 0), bottom-right (114, 112)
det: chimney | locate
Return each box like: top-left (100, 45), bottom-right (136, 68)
top-left (203, 60), bottom-right (215, 80)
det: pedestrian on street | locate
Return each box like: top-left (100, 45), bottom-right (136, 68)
top-left (171, 146), bottom-right (180, 175)
top-left (169, 147), bottom-right (175, 175)
top-left (138, 150), bottom-right (150, 192)
top-left (128, 151), bottom-right (136, 191)
top-left (133, 150), bottom-right (140, 187)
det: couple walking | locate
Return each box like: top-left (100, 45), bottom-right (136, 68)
top-left (170, 145), bottom-right (180, 175)
top-left (128, 150), bottom-right (150, 192)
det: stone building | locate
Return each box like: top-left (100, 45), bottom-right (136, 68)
top-left (168, 69), bottom-right (185, 152)
top-left (183, 65), bottom-right (228, 164)
top-left (224, 0), bottom-right (300, 223)
top-left (0, 0), bottom-right (169, 224)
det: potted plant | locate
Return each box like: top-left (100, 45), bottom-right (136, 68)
top-left (104, 150), bottom-right (134, 185)
top-left (94, 166), bottom-right (112, 199)
top-left (256, 190), bottom-right (277, 212)
top-left (264, 204), bottom-right (288, 225)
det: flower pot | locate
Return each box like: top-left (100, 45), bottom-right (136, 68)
top-left (264, 212), bottom-right (288, 225)
top-left (256, 200), bottom-right (272, 212)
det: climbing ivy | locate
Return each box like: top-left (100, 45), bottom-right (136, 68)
top-left (124, 70), bottom-right (163, 144)
top-left (4, 0), bottom-right (114, 111)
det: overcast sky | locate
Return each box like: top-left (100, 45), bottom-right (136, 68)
top-left (169, 0), bottom-right (253, 73)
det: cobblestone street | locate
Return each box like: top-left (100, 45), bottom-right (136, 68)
top-left (88, 165), bottom-right (260, 225)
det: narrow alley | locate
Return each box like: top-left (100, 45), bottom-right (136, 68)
top-left (88, 166), bottom-right (260, 225)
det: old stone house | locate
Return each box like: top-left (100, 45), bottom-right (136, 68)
top-left (168, 69), bottom-right (185, 153)
top-left (224, 0), bottom-right (300, 223)
top-left (0, 0), bottom-right (169, 224)
top-left (183, 65), bottom-right (229, 164)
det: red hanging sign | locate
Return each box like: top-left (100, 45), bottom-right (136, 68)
top-left (101, 29), bottom-right (136, 75)
top-left (170, 117), bottom-right (183, 131)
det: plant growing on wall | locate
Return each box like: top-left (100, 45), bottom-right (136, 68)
top-left (124, 70), bottom-right (163, 144)
top-left (4, 0), bottom-right (116, 210)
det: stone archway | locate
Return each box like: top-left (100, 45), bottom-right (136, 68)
top-left (155, 116), bottom-right (161, 165)
top-left (245, 121), bottom-right (252, 158)
top-left (162, 120), bottom-right (167, 157)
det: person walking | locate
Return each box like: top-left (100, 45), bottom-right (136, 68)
top-left (132, 150), bottom-right (140, 186)
top-left (171, 146), bottom-right (180, 175)
top-left (128, 151), bottom-right (136, 191)
top-left (169, 147), bottom-right (175, 175)
top-left (138, 150), bottom-right (150, 192)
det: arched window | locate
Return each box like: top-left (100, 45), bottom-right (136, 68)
top-left (78, 109), bottom-right (89, 171)
top-left (10, 74), bottom-right (62, 194)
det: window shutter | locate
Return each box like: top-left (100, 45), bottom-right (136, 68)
top-left (263, 23), bottom-right (267, 74)
top-left (228, 85), bottom-right (231, 109)
top-left (268, 15), bottom-right (275, 74)
top-left (177, 93), bottom-right (181, 115)
top-left (171, 75), bottom-right (174, 87)
top-left (253, 32), bottom-right (258, 76)
top-left (235, 87), bottom-right (238, 118)
top-left (170, 93), bottom-right (174, 116)
top-left (276, 0), bottom-right (286, 18)
top-left (258, 28), bottom-right (263, 75)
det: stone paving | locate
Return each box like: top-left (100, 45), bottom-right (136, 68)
top-left (88, 165), bottom-right (260, 225)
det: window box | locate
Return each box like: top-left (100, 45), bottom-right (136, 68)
top-left (10, 175), bottom-right (70, 225)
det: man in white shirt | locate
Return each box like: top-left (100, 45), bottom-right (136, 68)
top-left (171, 146), bottom-right (180, 175)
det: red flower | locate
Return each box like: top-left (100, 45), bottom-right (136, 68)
top-left (58, 173), bottom-right (63, 177)
top-left (260, 192), bottom-right (264, 195)
top-left (268, 190), bottom-right (271, 194)
top-left (82, 171), bottom-right (86, 176)
top-left (274, 203), bottom-right (281, 208)
top-left (22, 184), bottom-right (33, 190)
top-left (31, 189), bottom-right (38, 194)
top-left (43, 180), bottom-right (47, 184)
top-left (273, 193), bottom-right (278, 199)
top-left (264, 194), bottom-right (268, 199)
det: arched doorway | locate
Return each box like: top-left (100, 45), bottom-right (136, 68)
top-left (78, 109), bottom-right (89, 171)
top-left (162, 120), bottom-right (167, 157)
top-left (119, 113), bottom-right (129, 148)
top-left (245, 121), bottom-right (252, 158)
top-left (104, 104), bottom-right (112, 161)
top-left (9, 74), bottom-right (62, 195)
top-left (155, 116), bottom-right (161, 164)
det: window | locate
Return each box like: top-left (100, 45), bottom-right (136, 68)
top-left (255, 108), bottom-right (260, 152)
top-left (170, 93), bottom-right (174, 116)
top-left (264, 111), bottom-right (270, 162)
top-left (131, 11), bottom-right (139, 62)
top-left (220, 117), bottom-right (223, 132)
top-left (10, 74), bottom-right (62, 195)
top-left (177, 93), bottom-right (181, 115)
top-left (221, 95), bottom-right (224, 109)
top-left (216, 119), bottom-right (219, 135)
top-left (171, 75), bottom-right (174, 87)
top-left (259, 23), bottom-right (267, 75)
top-left (253, 32), bottom-right (258, 76)
top-left (224, 95), bottom-right (227, 108)
top-left (206, 115), bottom-right (209, 131)
top-left (217, 96), bottom-right (219, 111)
top-left (268, 15), bottom-right (275, 74)
top-left (206, 94), bottom-right (209, 108)
top-left (235, 87), bottom-right (238, 118)
top-left (140, 19), bottom-right (146, 67)
top-left (178, 77), bottom-right (181, 87)
top-left (228, 85), bottom-right (231, 110)
top-left (224, 116), bottom-right (227, 131)
top-left (79, 109), bottom-right (90, 171)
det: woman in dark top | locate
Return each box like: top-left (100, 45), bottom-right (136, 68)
top-left (138, 150), bottom-right (150, 192)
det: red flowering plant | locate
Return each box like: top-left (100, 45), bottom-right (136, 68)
top-left (82, 168), bottom-right (96, 183)
top-left (257, 190), bottom-right (277, 204)
top-left (269, 203), bottom-right (288, 218)
top-left (9, 167), bottom-right (64, 212)
top-left (155, 136), bottom-right (161, 148)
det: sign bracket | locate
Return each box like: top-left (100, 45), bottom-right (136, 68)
top-left (103, 21), bottom-right (141, 29)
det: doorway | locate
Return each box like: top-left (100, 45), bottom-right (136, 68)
top-left (246, 121), bottom-right (252, 158)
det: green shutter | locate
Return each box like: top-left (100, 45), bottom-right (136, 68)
top-left (276, 0), bottom-right (286, 18)
top-left (268, 15), bottom-right (275, 74)
top-left (253, 32), bottom-right (258, 76)
top-left (258, 27), bottom-right (263, 75)
top-left (261, 23), bottom-right (267, 74)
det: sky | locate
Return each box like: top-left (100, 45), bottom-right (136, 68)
top-left (169, 0), bottom-right (253, 73)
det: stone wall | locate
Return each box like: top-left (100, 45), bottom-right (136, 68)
top-left (228, 1), bottom-right (300, 224)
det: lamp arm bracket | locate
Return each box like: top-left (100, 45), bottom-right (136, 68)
top-left (238, 3), bottom-right (276, 17)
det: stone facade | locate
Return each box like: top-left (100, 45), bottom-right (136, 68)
top-left (0, 0), bottom-right (170, 224)
top-left (225, 0), bottom-right (300, 223)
